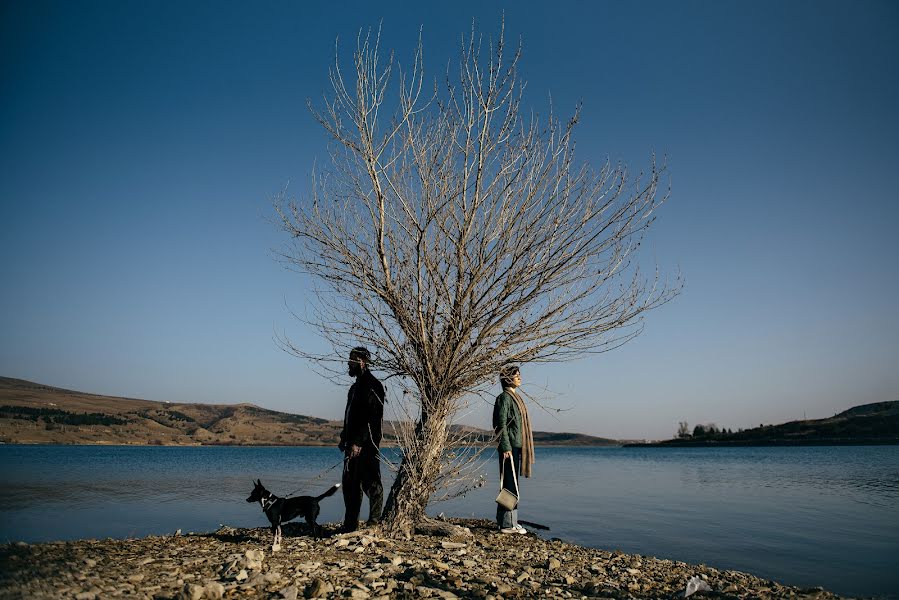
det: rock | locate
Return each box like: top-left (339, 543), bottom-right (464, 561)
top-left (305, 578), bottom-right (333, 598)
top-left (363, 570), bottom-right (384, 582)
top-left (344, 588), bottom-right (370, 598)
top-left (127, 573), bottom-right (144, 582)
top-left (547, 558), bottom-right (562, 570)
top-left (74, 593), bottom-right (95, 600)
top-left (244, 549), bottom-right (264, 570)
top-left (181, 583), bottom-right (204, 600)
top-left (203, 581), bottom-right (225, 599)
top-left (264, 572), bottom-right (284, 584)
top-left (279, 585), bottom-right (299, 600)
top-left (235, 569), bottom-right (248, 582)
top-left (84, 558), bottom-right (97, 568)
top-left (440, 542), bottom-right (466, 549)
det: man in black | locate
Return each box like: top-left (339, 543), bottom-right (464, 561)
top-left (338, 346), bottom-right (385, 532)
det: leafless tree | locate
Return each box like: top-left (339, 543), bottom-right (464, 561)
top-left (274, 22), bottom-right (679, 536)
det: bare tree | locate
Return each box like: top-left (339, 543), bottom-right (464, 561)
top-left (275, 22), bottom-right (679, 536)
top-left (677, 421), bottom-right (690, 439)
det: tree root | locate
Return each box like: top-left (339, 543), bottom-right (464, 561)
top-left (414, 516), bottom-right (472, 538)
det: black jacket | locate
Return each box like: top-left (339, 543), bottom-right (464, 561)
top-left (339, 370), bottom-right (385, 452)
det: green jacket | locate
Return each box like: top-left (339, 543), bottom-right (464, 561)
top-left (493, 390), bottom-right (522, 453)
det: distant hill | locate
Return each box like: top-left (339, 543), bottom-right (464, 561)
top-left (0, 377), bottom-right (618, 447)
top-left (628, 400), bottom-right (899, 447)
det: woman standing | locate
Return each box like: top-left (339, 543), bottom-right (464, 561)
top-left (493, 364), bottom-right (535, 533)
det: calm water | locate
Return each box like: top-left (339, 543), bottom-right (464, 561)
top-left (1, 445), bottom-right (897, 598)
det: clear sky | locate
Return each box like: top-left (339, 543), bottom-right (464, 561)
top-left (2, 1), bottom-right (897, 440)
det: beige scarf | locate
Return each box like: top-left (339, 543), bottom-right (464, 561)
top-left (507, 388), bottom-right (535, 478)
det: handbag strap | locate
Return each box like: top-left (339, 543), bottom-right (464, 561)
top-left (499, 454), bottom-right (519, 494)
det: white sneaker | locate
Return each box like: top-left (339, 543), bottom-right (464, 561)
top-left (500, 527), bottom-right (526, 534)
top-left (514, 524), bottom-right (527, 533)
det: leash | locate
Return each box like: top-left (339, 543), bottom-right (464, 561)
top-left (282, 457), bottom-right (347, 498)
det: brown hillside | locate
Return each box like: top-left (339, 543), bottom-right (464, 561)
top-left (0, 377), bottom-right (618, 447)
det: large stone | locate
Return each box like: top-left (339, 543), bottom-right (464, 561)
top-left (547, 558), bottom-right (562, 570)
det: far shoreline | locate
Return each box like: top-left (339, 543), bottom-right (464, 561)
top-left (625, 438), bottom-right (899, 447)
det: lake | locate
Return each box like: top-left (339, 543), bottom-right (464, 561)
top-left (1, 445), bottom-right (896, 598)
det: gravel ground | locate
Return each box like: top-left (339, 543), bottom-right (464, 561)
top-left (0, 519), bottom-right (845, 599)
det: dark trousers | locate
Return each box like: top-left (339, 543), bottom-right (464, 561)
top-left (496, 447), bottom-right (521, 529)
top-left (342, 450), bottom-right (383, 527)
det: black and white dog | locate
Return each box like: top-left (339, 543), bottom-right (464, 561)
top-left (246, 479), bottom-right (340, 550)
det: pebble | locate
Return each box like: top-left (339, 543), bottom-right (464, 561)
top-left (305, 578), bottom-right (333, 598)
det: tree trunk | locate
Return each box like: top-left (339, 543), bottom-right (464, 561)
top-left (381, 410), bottom-right (449, 537)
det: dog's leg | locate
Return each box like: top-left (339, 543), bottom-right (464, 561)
top-left (306, 514), bottom-right (319, 538)
top-left (275, 524), bottom-right (283, 552)
top-left (271, 523), bottom-right (281, 552)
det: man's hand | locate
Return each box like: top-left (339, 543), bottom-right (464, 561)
top-left (350, 444), bottom-right (362, 458)
top-left (502, 451), bottom-right (512, 461)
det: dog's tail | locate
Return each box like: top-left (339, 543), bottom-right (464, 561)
top-left (315, 483), bottom-right (341, 501)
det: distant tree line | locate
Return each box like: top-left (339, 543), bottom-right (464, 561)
top-left (0, 405), bottom-right (128, 426)
top-left (675, 421), bottom-right (735, 439)
top-left (673, 411), bottom-right (898, 443)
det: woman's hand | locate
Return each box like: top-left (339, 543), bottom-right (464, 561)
top-left (502, 451), bottom-right (512, 461)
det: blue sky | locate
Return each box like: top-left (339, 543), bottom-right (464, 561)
top-left (1, 1), bottom-right (897, 440)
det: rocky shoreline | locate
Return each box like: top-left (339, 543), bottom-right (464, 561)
top-left (0, 519), bottom-right (842, 600)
